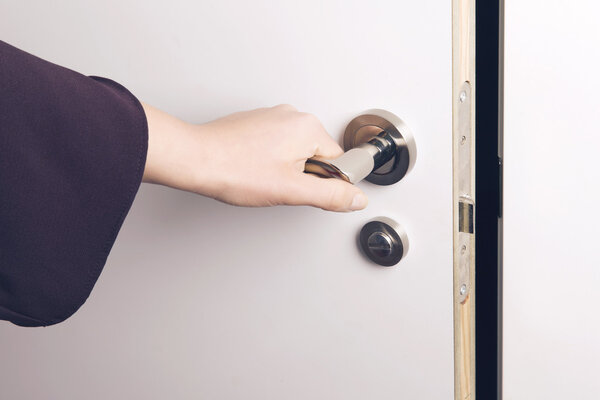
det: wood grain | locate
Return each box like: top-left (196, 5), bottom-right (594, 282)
top-left (453, 0), bottom-right (476, 398)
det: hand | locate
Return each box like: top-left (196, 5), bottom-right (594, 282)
top-left (141, 103), bottom-right (368, 212)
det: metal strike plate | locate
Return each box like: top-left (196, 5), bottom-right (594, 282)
top-left (457, 81), bottom-right (474, 303)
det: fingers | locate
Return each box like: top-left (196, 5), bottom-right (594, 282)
top-left (312, 131), bottom-right (344, 159)
top-left (282, 108), bottom-right (343, 160)
top-left (304, 114), bottom-right (344, 159)
top-left (284, 173), bottom-right (368, 212)
top-left (268, 104), bottom-right (366, 212)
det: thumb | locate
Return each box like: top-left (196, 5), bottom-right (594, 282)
top-left (285, 173), bottom-right (369, 212)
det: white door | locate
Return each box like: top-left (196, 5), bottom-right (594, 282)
top-left (504, 1), bottom-right (600, 398)
top-left (0, 1), bottom-right (455, 398)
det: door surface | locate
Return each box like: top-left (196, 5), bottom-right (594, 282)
top-left (0, 1), bottom-right (454, 398)
top-left (503, 1), bottom-right (600, 399)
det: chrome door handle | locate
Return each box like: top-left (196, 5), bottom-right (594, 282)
top-left (304, 109), bottom-right (416, 185)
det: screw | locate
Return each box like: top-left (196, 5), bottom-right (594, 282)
top-left (459, 90), bottom-right (467, 103)
top-left (460, 284), bottom-right (467, 296)
top-left (460, 135), bottom-right (466, 145)
top-left (461, 244), bottom-right (467, 254)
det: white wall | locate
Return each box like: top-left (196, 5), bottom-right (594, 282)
top-left (504, 1), bottom-right (600, 398)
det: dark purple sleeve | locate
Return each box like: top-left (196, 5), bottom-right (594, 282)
top-left (0, 41), bottom-right (148, 327)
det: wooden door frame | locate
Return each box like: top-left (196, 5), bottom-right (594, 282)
top-left (453, 0), bottom-right (503, 399)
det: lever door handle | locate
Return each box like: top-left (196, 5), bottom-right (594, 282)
top-left (304, 109), bottom-right (417, 186)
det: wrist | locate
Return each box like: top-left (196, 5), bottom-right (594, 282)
top-left (141, 102), bottom-right (210, 192)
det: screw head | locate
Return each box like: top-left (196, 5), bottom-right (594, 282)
top-left (459, 90), bottom-right (467, 103)
top-left (459, 284), bottom-right (467, 296)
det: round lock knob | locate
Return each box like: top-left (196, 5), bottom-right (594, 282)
top-left (359, 217), bottom-right (409, 266)
top-left (305, 109), bottom-right (417, 185)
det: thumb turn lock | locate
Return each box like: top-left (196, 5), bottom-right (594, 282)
top-left (305, 109), bottom-right (417, 185)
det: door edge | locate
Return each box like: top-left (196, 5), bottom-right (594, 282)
top-left (452, 0), bottom-right (504, 399)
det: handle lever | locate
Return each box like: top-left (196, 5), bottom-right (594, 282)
top-left (305, 131), bottom-right (397, 184)
top-left (304, 109), bottom-right (416, 186)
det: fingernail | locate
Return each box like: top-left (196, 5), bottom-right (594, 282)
top-left (349, 193), bottom-right (368, 211)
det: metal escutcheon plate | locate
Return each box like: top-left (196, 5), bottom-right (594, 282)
top-left (344, 109), bottom-right (417, 185)
top-left (359, 217), bottom-right (409, 266)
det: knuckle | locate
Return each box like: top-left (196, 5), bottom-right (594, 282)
top-left (297, 112), bottom-right (320, 128)
top-left (274, 103), bottom-right (297, 112)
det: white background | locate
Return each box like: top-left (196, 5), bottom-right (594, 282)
top-left (504, 0), bottom-right (600, 398)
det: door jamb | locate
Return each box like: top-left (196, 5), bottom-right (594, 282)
top-left (452, 1), bottom-right (503, 399)
top-left (474, 0), bottom-right (503, 399)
